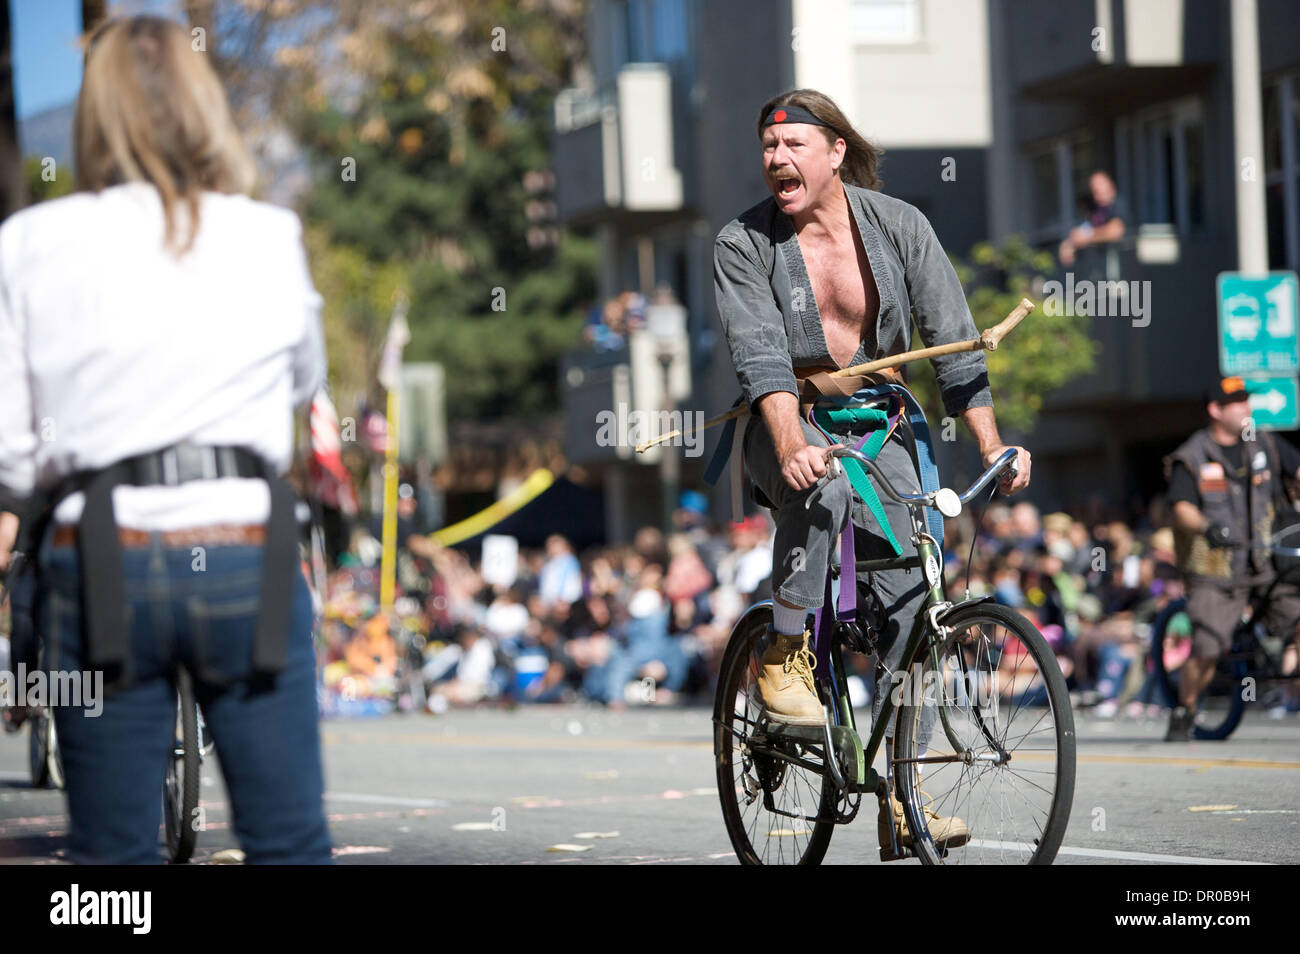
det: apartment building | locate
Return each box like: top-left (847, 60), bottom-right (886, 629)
top-left (553, 0), bottom-right (1300, 534)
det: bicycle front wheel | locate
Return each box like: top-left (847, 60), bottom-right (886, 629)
top-left (894, 603), bottom-right (1076, 864)
top-left (714, 606), bottom-right (837, 865)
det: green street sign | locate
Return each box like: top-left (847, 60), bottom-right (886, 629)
top-left (1217, 271), bottom-right (1300, 374)
top-left (1244, 374), bottom-right (1300, 431)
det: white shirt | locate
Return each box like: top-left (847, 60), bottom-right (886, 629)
top-left (0, 182), bottom-right (325, 529)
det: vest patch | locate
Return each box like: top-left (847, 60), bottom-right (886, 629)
top-left (1199, 461), bottom-right (1228, 494)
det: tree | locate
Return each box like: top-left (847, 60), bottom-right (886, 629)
top-left (282, 0), bottom-right (596, 420)
top-left (906, 236), bottom-right (1097, 435)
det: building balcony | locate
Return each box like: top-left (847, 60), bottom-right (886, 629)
top-left (552, 63), bottom-right (685, 226)
top-left (1007, 0), bottom-right (1218, 102)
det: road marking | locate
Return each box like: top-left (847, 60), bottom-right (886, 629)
top-left (322, 729), bottom-right (1300, 770)
top-left (323, 729), bottom-right (713, 752)
top-left (970, 840), bottom-right (1271, 864)
top-left (325, 792), bottom-right (450, 809)
top-left (1075, 752), bottom-right (1300, 771)
top-left (1056, 845), bottom-right (1272, 865)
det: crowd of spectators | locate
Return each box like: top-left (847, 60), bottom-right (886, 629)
top-left (314, 489), bottom-right (1300, 720)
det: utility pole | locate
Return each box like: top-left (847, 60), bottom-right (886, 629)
top-left (1231, 0), bottom-right (1268, 276)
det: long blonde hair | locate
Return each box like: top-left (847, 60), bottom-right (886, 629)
top-left (756, 89), bottom-right (883, 191)
top-left (75, 15), bottom-right (256, 255)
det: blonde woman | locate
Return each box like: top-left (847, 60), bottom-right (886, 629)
top-left (0, 16), bottom-right (331, 863)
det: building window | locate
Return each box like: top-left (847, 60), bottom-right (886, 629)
top-left (1030, 149), bottom-right (1061, 233)
top-left (613, 0), bottom-right (691, 66)
top-left (851, 0), bottom-right (921, 44)
top-left (1263, 73), bottom-right (1300, 272)
top-left (1026, 132), bottom-right (1097, 240)
top-left (1120, 97), bottom-right (1206, 236)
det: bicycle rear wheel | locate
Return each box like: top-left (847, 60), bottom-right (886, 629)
top-left (164, 669), bottom-right (201, 863)
top-left (714, 606), bottom-right (837, 865)
top-left (1149, 599), bottom-right (1247, 740)
top-left (28, 710), bottom-right (50, 788)
top-left (894, 603), bottom-right (1075, 864)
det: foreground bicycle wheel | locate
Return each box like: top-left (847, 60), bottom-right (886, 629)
top-left (714, 605), bottom-right (837, 864)
top-left (894, 603), bottom-right (1075, 864)
top-left (164, 669), bottom-right (201, 863)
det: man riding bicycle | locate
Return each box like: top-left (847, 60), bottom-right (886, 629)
top-left (1164, 376), bottom-right (1300, 741)
top-left (712, 89), bottom-right (1031, 851)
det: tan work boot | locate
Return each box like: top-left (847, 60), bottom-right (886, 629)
top-left (756, 629), bottom-right (825, 726)
top-left (878, 788), bottom-right (970, 858)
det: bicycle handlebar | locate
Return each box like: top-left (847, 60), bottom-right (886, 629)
top-left (1270, 521), bottom-right (1300, 558)
top-left (804, 445), bottom-right (1020, 518)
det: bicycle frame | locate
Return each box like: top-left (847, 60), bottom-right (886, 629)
top-left (738, 446), bottom-right (1020, 795)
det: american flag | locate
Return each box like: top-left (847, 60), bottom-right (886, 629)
top-left (309, 390), bottom-right (359, 516)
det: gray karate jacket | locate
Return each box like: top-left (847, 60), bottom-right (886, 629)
top-left (712, 182), bottom-right (993, 418)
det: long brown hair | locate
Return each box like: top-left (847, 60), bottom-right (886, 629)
top-left (756, 89), bottom-right (882, 191)
top-left (75, 15), bottom-right (256, 255)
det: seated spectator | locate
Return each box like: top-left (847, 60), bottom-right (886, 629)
top-left (598, 566), bottom-right (689, 707)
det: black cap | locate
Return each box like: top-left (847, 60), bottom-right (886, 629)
top-left (1207, 376), bottom-right (1250, 405)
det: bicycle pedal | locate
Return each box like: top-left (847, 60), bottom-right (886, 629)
top-left (878, 844), bottom-right (915, 862)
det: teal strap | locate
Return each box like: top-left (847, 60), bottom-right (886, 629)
top-left (810, 406), bottom-right (903, 557)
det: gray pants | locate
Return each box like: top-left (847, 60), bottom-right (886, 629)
top-left (743, 413), bottom-right (934, 743)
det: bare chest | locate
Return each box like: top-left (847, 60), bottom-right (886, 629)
top-left (797, 230), bottom-right (880, 368)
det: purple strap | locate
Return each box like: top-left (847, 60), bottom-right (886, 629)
top-left (804, 392), bottom-right (904, 675)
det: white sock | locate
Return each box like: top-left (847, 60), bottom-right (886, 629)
top-left (772, 602), bottom-right (810, 636)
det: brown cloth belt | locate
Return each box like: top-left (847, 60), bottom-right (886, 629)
top-left (51, 523), bottom-right (267, 549)
top-left (794, 365), bottom-right (902, 415)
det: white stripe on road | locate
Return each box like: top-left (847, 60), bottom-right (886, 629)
top-left (325, 792), bottom-right (450, 809)
top-left (971, 839), bottom-right (1271, 865)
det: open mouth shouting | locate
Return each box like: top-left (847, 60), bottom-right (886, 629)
top-left (774, 175), bottom-right (803, 201)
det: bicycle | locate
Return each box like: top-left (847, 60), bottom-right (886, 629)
top-left (714, 445), bottom-right (1077, 864)
top-left (1149, 523), bottom-right (1300, 740)
top-left (0, 560), bottom-right (62, 791)
top-left (3, 542), bottom-right (210, 861)
top-left (27, 700), bottom-right (63, 791)
top-left (164, 667), bottom-right (214, 863)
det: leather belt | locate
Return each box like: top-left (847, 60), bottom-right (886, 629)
top-left (34, 442), bottom-right (299, 689)
top-left (52, 523), bottom-right (267, 548)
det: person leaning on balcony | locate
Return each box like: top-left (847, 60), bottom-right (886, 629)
top-left (1057, 170), bottom-right (1128, 270)
top-left (0, 15), bottom-right (332, 862)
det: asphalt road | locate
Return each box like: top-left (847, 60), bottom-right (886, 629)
top-left (1, 703), bottom-right (1297, 865)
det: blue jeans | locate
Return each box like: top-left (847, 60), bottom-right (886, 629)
top-left (38, 534), bottom-right (332, 864)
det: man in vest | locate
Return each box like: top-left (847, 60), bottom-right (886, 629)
top-left (1164, 376), bottom-right (1300, 740)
